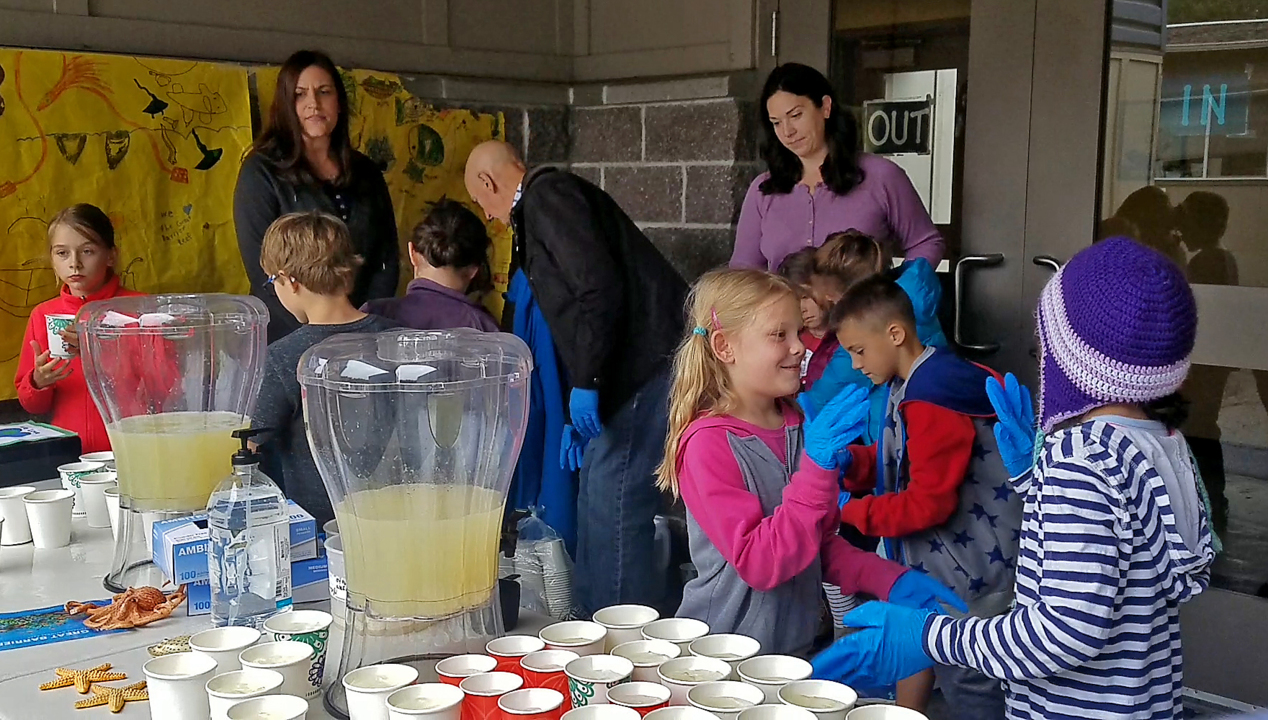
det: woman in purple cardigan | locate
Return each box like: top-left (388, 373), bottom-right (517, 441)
top-left (731, 63), bottom-right (945, 272)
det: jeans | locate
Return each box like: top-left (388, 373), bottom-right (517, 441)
top-left (574, 370), bottom-right (671, 617)
top-left (935, 664), bottom-right (1007, 720)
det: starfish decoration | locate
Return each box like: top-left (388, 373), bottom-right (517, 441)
top-left (74, 681), bottom-right (148, 713)
top-left (39, 664), bottom-right (127, 694)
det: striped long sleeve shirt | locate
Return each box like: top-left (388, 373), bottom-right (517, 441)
top-left (922, 420), bottom-right (1215, 720)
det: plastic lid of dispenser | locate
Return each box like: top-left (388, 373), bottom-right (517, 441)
top-left (297, 328), bottom-right (534, 392)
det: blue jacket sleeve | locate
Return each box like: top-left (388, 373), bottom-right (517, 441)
top-left (896, 259), bottom-right (948, 349)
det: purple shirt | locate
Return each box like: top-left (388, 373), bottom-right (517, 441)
top-left (361, 278), bottom-right (499, 332)
top-left (730, 153), bottom-right (945, 272)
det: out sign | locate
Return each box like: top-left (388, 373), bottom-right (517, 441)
top-left (864, 99), bottom-right (933, 155)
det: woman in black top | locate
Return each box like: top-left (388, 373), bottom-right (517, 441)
top-left (234, 50), bottom-right (400, 342)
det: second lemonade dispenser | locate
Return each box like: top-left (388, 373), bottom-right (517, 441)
top-left (299, 328), bottom-right (532, 718)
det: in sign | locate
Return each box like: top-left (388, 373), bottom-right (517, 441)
top-left (1160, 74), bottom-right (1249, 137)
top-left (863, 99), bottom-right (933, 155)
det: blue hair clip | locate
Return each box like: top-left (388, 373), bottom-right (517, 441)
top-left (693, 327), bottom-right (708, 337)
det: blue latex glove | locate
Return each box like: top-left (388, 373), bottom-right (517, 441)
top-left (559, 425), bottom-right (588, 472)
top-left (887, 568), bottom-right (969, 614)
top-left (838, 491), bottom-right (851, 509)
top-left (569, 388), bottom-right (603, 440)
top-left (797, 392), bottom-right (818, 423)
top-left (804, 384), bottom-right (870, 470)
top-left (986, 373), bottom-right (1037, 478)
top-left (812, 601), bottom-right (936, 689)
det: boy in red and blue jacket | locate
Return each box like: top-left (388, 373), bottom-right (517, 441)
top-left (831, 276), bottom-right (1020, 720)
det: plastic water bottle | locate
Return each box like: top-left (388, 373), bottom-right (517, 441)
top-left (207, 428), bottom-right (292, 627)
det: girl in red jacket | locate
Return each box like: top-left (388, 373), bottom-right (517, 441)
top-left (15, 204), bottom-right (144, 454)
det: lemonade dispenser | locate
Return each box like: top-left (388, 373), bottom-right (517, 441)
top-left (78, 294), bottom-right (268, 593)
top-left (299, 329), bottom-right (532, 717)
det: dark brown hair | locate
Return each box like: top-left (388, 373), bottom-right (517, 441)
top-left (413, 200), bottom-right (493, 294)
top-left (828, 274), bottom-right (915, 329)
top-left (259, 211), bottom-right (363, 296)
top-left (758, 63), bottom-right (864, 196)
top-left (252, 50), bottom-right (354, 187)
top-left (777, 247), bottom-right (818, 287)
top-left (48, 203), bottom-right (116, 249)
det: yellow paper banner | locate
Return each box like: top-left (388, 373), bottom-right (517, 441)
top-left (0, 49), bottom-right (252, 401)
top-left (255, 66), bottom-right (512, 319)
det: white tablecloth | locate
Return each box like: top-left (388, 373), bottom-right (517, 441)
top-left (0, 480), bottom-right (548, 719)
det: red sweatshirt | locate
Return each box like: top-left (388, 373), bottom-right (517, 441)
top-left (15, 275), bottom-right (144, 454)
top-left (838, 401), bottom-right (976, 537)
top-left (678, 405), bottom-right (906, 598)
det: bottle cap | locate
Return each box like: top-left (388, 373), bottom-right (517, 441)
top-left (231, 428), bottom-right (267, 467)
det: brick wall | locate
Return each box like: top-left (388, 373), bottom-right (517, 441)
top-left (568, 95), bottom-right (762, 281)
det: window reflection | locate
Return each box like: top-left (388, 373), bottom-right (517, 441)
top-left (1102, 10), bottom-right (1268, 597)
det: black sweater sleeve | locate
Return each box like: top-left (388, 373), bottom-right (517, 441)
top-left (363, 167), bottom-right (401, 300)
top-left (234, 154), bottom-right (300, 340)
top-left (522, 176), bottom-right (623, 390)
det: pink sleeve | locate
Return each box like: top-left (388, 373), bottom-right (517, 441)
top-left (876, 160), bottom-right (945, 266)
top-left (730, 178), bottom-right (768, 269)
top-left (820, 533), bottom-right (907, 600)
top-left (678, 428), bottom-right (840, 592)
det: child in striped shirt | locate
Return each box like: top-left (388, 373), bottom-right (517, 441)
top-left (811, 237), bottom-right (1216, 720)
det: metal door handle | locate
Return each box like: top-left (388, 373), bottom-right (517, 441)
top-left (1033, 255), bottom-right (1062, 273)
top-left (953, 253), bottom-right (1004, 354)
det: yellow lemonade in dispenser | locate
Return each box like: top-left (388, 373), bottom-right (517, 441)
top-left (337, 483), bottom-right (505, 619)
top-left (108, 411), bottom-right (245, 511)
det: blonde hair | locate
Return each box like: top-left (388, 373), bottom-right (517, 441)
top-left (654, 269), bottom-right (799, 497)
top-left (259, 211), bottom-right (365, 296)
top-left (814, 230), bottom-right (889, 293)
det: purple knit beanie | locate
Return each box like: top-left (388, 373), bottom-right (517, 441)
top-left (1037, 236), bottom-right (1197, 432)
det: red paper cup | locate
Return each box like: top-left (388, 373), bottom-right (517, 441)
top-left (499, 688), bottom-right (566, 720)
top-left (439, 654), bottom-right (500, 686)
top-left (521, 650), bottom-right (580, 710)
top-left (487, 636), bottom-right (547, 678)
top-left (607, 683), bottom-right (671, 718)
top-left (461, 672), bottom-right (524, 720)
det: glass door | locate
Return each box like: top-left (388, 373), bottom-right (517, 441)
top-left (1026, 0), bottom-right (1268, 708)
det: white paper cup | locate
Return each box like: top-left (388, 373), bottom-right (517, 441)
top-left (844, 708), bottom-right (927, 720)
top-left (593, 605), bottom-right (660, 652)
top-left (564, 655), bottom-right (635, 707)
top-left (323, 519), bottom-right (339, 538)
top-left (540, 620), bottom-right (608, 657)
top-left (611, 639), bottom-right (681, 683)
top-left (686, 682), bottom-right (765, 720)
top-left (777, 681), bottom-right (858, 720)
top-left (737, 657), bottom-right (813, 704)
top-left (144, 651), bottom-right (219, 720)
top-left (564, 705), bottom-right (643, 720)
top-left (104, 486), bottom-right (122, 540)
top-left (0, 486), bottom-right (36, 545)
top-left (23, 489), bottom-right (74, 549)
top-left (207, 668), bottom-right (285, 720)
top-left (57, 461), bottom-right (103, 517)
top-left (641, 619), bottom-right (709, 653)
top-left (607, 682), bottom-right (671, 715)
top-left (79, 451), bottom-right (116, 471)
top-left (644, 707), bottom-right (719, 720)
top-left (240, 641), bottom-right (317, 701)
top-left (386, 683), bottom-right (464, 720)
top-left (500, 688), bottom-right (567, 718)
top-left (263, 609), bottom-right (333, 696)
top-left (77, 472), bottom-right (116, 528)
top-left (46, 313), bottom-right (75, 359)
top-left (192, 626), bottom-right (264, 674)
top-left (343, 664), bottom-right (420, 720)
top-left (656, 657), bottom-right (733, 706)
top-left (738, 705), bottom-right (816, 720)
top-left (436, 654), bottom-right (498, 685)
top-left (228, 695), bottom-right (310, 720)
top-left (688, 635), bottom-right (762, 680)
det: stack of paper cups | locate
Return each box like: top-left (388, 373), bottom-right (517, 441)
top-left (539, 539), bottom-right (574, 619)
top-left (326, 535), bottom-right (346, 625)
top-left (58, 461), bottom-right (104, 517)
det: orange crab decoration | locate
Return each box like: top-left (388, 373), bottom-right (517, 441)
top-left (65, 586), bottom-right (187, 631)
